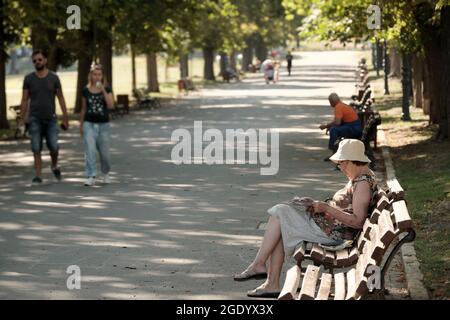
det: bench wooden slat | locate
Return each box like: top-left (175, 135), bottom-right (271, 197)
top-left (369, 208), bottom-right (381, 224)
top-left (323, 251), bottom-right (335, 265)
top-left (279, 265), bottom-right (301, 300)
top-left (376, 195), bottom-right (390, 216)
top-left (355, 259), bottom-right (368, 296)
top-left (334, 272), bottom-right (346, 300)
top-left (391, 200), bottom-right (413, 231)
top-left (363, 219), bottom-right (372, 239)
top-left (355, 240), bottom-right (371, 296)
top-left (316, 273), bottom-right (332, 300)
top-left (387, 178), bottom-right (405, 201)
top-left (358, 219), bottom-right (372, 253)
top-left (359, 234), bottom-right (377, 277)
top-left (379, 209), bottom-right (396, 246)
top-left (310, 244), bottom-right (325, 262)
top-left (298, 265), bottom-right (320, 300)
top-left (376, 185), bottom-right (388, 197)
top-left (348, 247), bottom-right (359, 265)
top-left (369, 223), bottom-right (386, 265)
top-left (345, 268), bottom-right (357, 300)
top-left (335, 249), bottom-right (350, 267)
top-left (357, 237), bottom-right (366, 255)
top-left (293, 242), bottom-right (306, 263)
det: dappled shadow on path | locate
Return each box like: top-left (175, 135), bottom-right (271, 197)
top-left (0, 52), bottom-right (357, 299)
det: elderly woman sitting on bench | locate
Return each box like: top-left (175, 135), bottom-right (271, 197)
top-left (234, 139), bottom-right (378, 298)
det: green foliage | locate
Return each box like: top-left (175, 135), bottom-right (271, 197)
top-left (289, 0), bottom-right (447, 53)
top-left (1, 0), bottom-right (26, 58)
top-left (186, 0), bottom-right (243, 52)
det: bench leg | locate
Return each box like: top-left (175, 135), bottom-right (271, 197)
top-left (379, 229), bottom-right (416, 293)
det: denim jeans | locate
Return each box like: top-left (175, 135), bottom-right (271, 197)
top-left (329, 120), bottom-right (363, 150)
top-left (83, 121), bottom-right (111, 178)
top-left (28, 116), bottom-right (59, 154)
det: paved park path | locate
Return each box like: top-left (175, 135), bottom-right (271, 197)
top-left (0, 50), bottom-right (408, 299)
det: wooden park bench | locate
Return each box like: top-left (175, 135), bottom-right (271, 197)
top-left (110, 95), bottom-right (129, 119)
top-left (352, 84), bottom-right (371, 102)
top-left (360, 110), bottom-right (381, 156)
top-left (278, 179), bottom-right (415, 300)
top-left (9, 105), bottom-right (28, 139)
top-left (178, 77), bottom-right (197, 95)
top-left (132, 88), bottom-right (162, 109)
top-left (350, 88), bottom-right (372, 111)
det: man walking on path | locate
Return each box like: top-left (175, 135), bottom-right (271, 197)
top-left (286, 51), bottom-right (293, 76)
top-left (19, 49), bottom-right (69, 186)
top-left (319, 93), bottom-right (362, 160)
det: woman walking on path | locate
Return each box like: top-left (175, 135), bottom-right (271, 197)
top-left (79, 64), bottom-right (115, 186)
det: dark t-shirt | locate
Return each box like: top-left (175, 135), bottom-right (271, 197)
top-left (286, 54), bottom-right (293, 64)
top-left (23, 71), bottom-right (61, 120)
top-left (82, 86), bottom-right (112, 123)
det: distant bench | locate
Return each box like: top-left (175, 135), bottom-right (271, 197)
top-left (178, 78), bottom-right (197, 95)
top-left (132, 89), bottom-right (162, 109)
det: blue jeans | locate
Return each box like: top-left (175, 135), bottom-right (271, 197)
top-left (28, 116), bottom-right (59, 154)
top-left (329, 120), bottom-right (363, 150)
top-left (83, 122), bottom-right (111, 178)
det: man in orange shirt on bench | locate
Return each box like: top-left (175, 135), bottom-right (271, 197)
top-left (319, 93), bottom-right (363, 161)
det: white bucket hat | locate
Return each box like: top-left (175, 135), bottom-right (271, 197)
top-left (329, 139), bottom-right (371, 163)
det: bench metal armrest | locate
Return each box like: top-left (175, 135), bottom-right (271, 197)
top-left (378, 228), bottom-right (416, 293)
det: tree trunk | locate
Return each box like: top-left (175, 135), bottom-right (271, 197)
top-left (389, 47), bottom-right (402, 77)
top-left (412, 54), bottom-right (424, 109)
top-left (74, 54), bottom-right (92, 113)
top-left (0, 0), bottom-right (9, 129)
top-left (254, 35), bottom-right (267, 62)
top-left (219, 52), bottom-right (228, 77)
top-left (384, 40), bottom-right (390, 95)
top-left (131, 44), bottom-right (137, 91)
top-left (146, 53), bottom-right (160, 92)
top-left (230, 51), bottom-right (237, 71)
top-left (423, 42), bottom-right (442, 125)
top-left (438, 5), bottom-right (450, 140)
top-left (99, 32), bottom-right (113, 89)
top-left (0, 60), bottom-right (7, 129)
top-left (179, 53), bottom-right (189, 78)
top-left (413, 1), bottom-right (442, 128)
top-left (46, 29), bottom-right (59, 72)
top-left (74, 29), bottom-right (94, 114)
top-left (401, 53), bottom-right (412, 121)
top-left (242, 37), bottom-right (253, 71)
top-left (422, 62), bottom-right (431, 116)
top-left (203, 47), bottom-right (215, 81)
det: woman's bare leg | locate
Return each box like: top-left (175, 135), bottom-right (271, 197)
top-left (253, 239), bottom-right (284, 292)
top-left (266, 239), bottom-right (284, 290)
top-left (245, 216), bottom-right (282, 273)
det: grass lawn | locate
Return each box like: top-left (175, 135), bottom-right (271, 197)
top-left (370, 72), bottom-right (450, 299)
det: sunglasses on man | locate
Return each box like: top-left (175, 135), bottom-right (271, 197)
top-left (32, 58), bottom-right (43, 64)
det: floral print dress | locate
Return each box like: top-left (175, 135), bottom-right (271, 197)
top-left (311, 171), bottom-right (378, 241)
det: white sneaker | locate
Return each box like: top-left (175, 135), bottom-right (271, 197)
top-left (103, 174), bottom-right (111, 184)
top-left (84, 177), bottom-right (95, 187)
